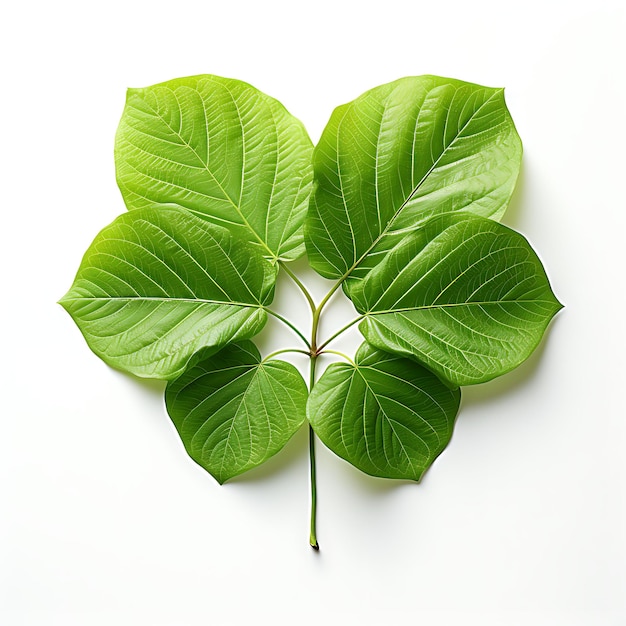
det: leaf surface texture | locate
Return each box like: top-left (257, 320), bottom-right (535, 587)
top-left (349, 214), bottom-right (562, 386)
top-left (308, 343), bottom-right (460, 480)
top-left (59, 208), bottom-right (275, 379)
top-left (116, 75), bottom-right (313, 261)
top-left (166, 342), bottom-right (308, 483)
top-left (306, 75), bottom-right (522, 279)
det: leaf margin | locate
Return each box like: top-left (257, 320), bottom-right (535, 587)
top-left (165, 341), bottom-right (309, 484)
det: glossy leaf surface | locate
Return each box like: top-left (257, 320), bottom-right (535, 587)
top-left (116, 75), bottom-right (313, 261)
top-left (308, 344), bottom-right (460, 480)
top-left (59, 207), bottom-right (275, 379)
top-left (306, 75), bottom-right (522, 279)
top-left (166, 342), bottom-right (308, 484)
top-left (349, 214), bottom-right (562, 386)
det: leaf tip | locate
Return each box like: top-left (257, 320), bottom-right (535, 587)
top-left (125, 87), bottom-right (144, 102)
top-left (548, 293), bottom-right (565, 318)
top-left (57, 293), bottom-right (71, 310)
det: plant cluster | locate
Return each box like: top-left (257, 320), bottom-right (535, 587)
top-left (60, 74), bottom-right (562, 549)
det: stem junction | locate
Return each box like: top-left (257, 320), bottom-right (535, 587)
top-left (277, 263), bottom-right (362, 550)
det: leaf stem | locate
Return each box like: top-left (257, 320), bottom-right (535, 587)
top-left (314, 279), bottom-right (344, 325)
top-left (318, 315), bottom-right (363, 351)
top-left (262, 348), bottom-right (310, 362)
top-left (308, 354), bottom-right (319, 551)
top-left (318, 349), bottom-right (356, 367)
top-left (264, 308), bottom-right (311, 349)
top-left (279, 261), bottom-right (316, 314)
top-left (304, 266), bottom-right (356, 551)
top-left (309, 278), bottom-right (351, 357)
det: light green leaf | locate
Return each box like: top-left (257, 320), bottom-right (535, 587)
top-left (166, 342), bottom-right (308, 484)
top-left (308, 344), bottom-right (460, 481)
top-left (59, 207), bottom-right (276, 380)
top-left (305, 75), bottom-right (522, 279)
top-left (348, 213), bottom-right (563, 386)
top-left (115, 74), bottom-right (313, 262)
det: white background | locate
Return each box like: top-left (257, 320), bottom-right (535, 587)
top-left (1, 0), bottom-right (625, 624)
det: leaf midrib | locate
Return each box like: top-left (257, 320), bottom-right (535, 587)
top-left (130, 85), bottom-right (277, 260)
top-left (362, 299), bottom-right (559, 316)
top-left (333, 87), bottom-right (503, 281)
top-left (186, 362), bottom-right (282, 479)
top-left (60, 296), bottom-right (264, 308)
top-left (352, 367), bottom-right (421, 475)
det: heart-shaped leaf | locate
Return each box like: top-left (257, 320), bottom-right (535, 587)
top-left (59, 207), bottom-right (276, 379)
top-left (306, 75), bottom-right (522, 280)
top-left (115, 75), bottom-right (313, 262)
top-left (166, 342), bottom-right (308, 484)
top-left (308, 343), bottom-right (461, 481)
top-left (348, 213), bottom-right (563, 386)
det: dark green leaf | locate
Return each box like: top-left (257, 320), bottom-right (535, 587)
top-left (115, 75), bottom-right (313, 262)
top-left (59, 207), bottom-right (276, 379)
top-left (166, 342), bottom-right (308, 484)
top-left (308, 344), bottom-right (460, 480)
top-left (348, 213), bottom-right (563, 386)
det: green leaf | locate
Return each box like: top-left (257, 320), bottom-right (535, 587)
top-left (348, 213), bottom-right (563, 386)
top-left (59, 207), bottom-right (276, 380)
top-left (165, 342), bottom-right (308, 484)
top-left (308, 344), bottom-right (460, 481)
top-left (305, 75), bottom-right (522, 279)
top-left (115, 74), bottom-right (313, 262)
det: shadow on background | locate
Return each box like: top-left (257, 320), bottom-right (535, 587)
top-left (501, 159), bottom-right (525, 229)
top-left (110, 368), bottom-right (166, 398)
top-left (461, 334), bottom-right (550, 409)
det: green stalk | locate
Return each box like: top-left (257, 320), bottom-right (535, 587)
top-left (308, 355), bottom-right (319, 550)
top-left (264, 308), bottom-right (311, 349)
top-left (307, 289), bottom-right (325, 550)
top-left (279, 261), bottom-right (316, 314)
top-left (314, 278), bottom-right (344, 323)
top-left (317, 315), bottom-right (363, 351)
top-left (319, 349), bottom-right (356, 367)
top-left (307, 279), bottom-right (351, 550)
top-left (262, 348), bottom-right (310, 362)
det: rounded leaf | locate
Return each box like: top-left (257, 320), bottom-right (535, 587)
top-left (116, 74), bottom-right (313, 261)
top-left (308, 344), bottom-right (461, 481)
top-left (349, 213), bottom-right (563, 386)
top-left (59, 207), bottom-right (276, 379)
top-left (166, 342), bottom-right (308, 484)
top-left (305, 75), bottom-right (522, 279)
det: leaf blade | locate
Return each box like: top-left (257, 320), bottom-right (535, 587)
top-left (115, 75), bottom-right (313, 261)
top-left (59, 207), bottom-right (276, 379)
top-left (349, 214), bottom-right (563, 386)
top-left (166, 342), bottom-right (308, 483)
top-left (305, 75), bottom-right (522, 279)
top-left (308, 344), bottom-right (461, 480)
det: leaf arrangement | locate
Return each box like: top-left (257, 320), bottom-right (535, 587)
top-left (60, 74), bottom-right (562, 549)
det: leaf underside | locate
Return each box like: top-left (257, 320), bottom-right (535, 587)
top-left (59, 207), bottom-right (276, 380)
top-left (305, 75), bottom-right (523, 280)
top-left (115, 74), bottom-right (313, 262)
top-left (166, 342), bottom-right (308, 484)
top-left (308, 343), bottom-right (461, 480)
